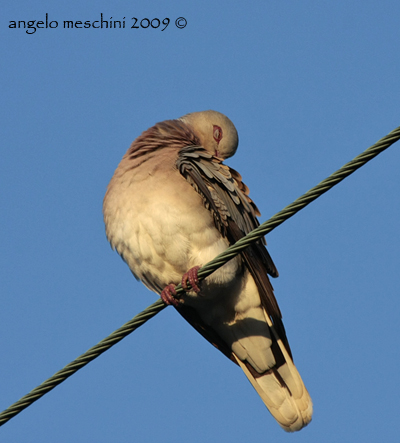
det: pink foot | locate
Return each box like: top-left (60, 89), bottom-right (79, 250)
top-left (181, 266), bottom-right (201, 293)
top-left (160, 284), bottom-right (180, 307)
top-left (161, 266), bottom-right (201, 307)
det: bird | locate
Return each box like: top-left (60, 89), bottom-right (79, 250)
top-left (103, 110), bottom-right (312, 432)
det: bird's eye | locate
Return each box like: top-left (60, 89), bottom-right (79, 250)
top-left (213, 125), bottom-right (223, 143)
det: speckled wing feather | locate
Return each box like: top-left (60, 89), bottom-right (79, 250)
top-left (177, 147), bottom-right (278, 270)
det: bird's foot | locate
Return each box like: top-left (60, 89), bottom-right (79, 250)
top-left (160, 284), bottom-right (180, 307)
top-left (181, 266), bottom-right (201, 293)
top-left (161, 266), bottom-right (201, 307)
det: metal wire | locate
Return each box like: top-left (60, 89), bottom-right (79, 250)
top-left (0, 299), bottom-right (166, 426)
top-left (1, 124), bottom-right (399, 427)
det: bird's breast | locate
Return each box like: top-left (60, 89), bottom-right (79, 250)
top-left (103, 161), bottom-right (241, 295)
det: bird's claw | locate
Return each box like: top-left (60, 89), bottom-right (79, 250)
top-left (160, 284), bottom-right (180, 307)
top-left (181, 266), bottom-right (201, 293)
top-left (161, 266), bottom-right (201, 307)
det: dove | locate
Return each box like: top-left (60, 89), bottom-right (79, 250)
top-left (103, 110), bottom-right (312, 431)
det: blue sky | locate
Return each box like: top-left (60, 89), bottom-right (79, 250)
top-left (1, 1), bottom-right (399, 442)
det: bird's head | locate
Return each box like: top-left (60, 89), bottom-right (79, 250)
top-left (179, 110), bottom-right (239, 159)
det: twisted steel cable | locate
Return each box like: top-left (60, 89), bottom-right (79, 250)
top-left (1, 125), bottom-right (399, 427)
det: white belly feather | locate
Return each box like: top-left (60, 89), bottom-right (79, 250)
top-left (104, 165), bottom-right (241, 296)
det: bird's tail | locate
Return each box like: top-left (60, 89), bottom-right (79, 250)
top-left (233, 321), bottom-right (313, 432)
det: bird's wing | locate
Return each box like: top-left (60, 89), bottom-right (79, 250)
top-left (176, 146), bottom-right (290, 353)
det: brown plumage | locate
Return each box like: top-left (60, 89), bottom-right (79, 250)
top-left (103, 110), bottom-right (312, 431)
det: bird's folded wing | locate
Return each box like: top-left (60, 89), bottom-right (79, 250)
top-left (175, 146), bottom-right (291, 357)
